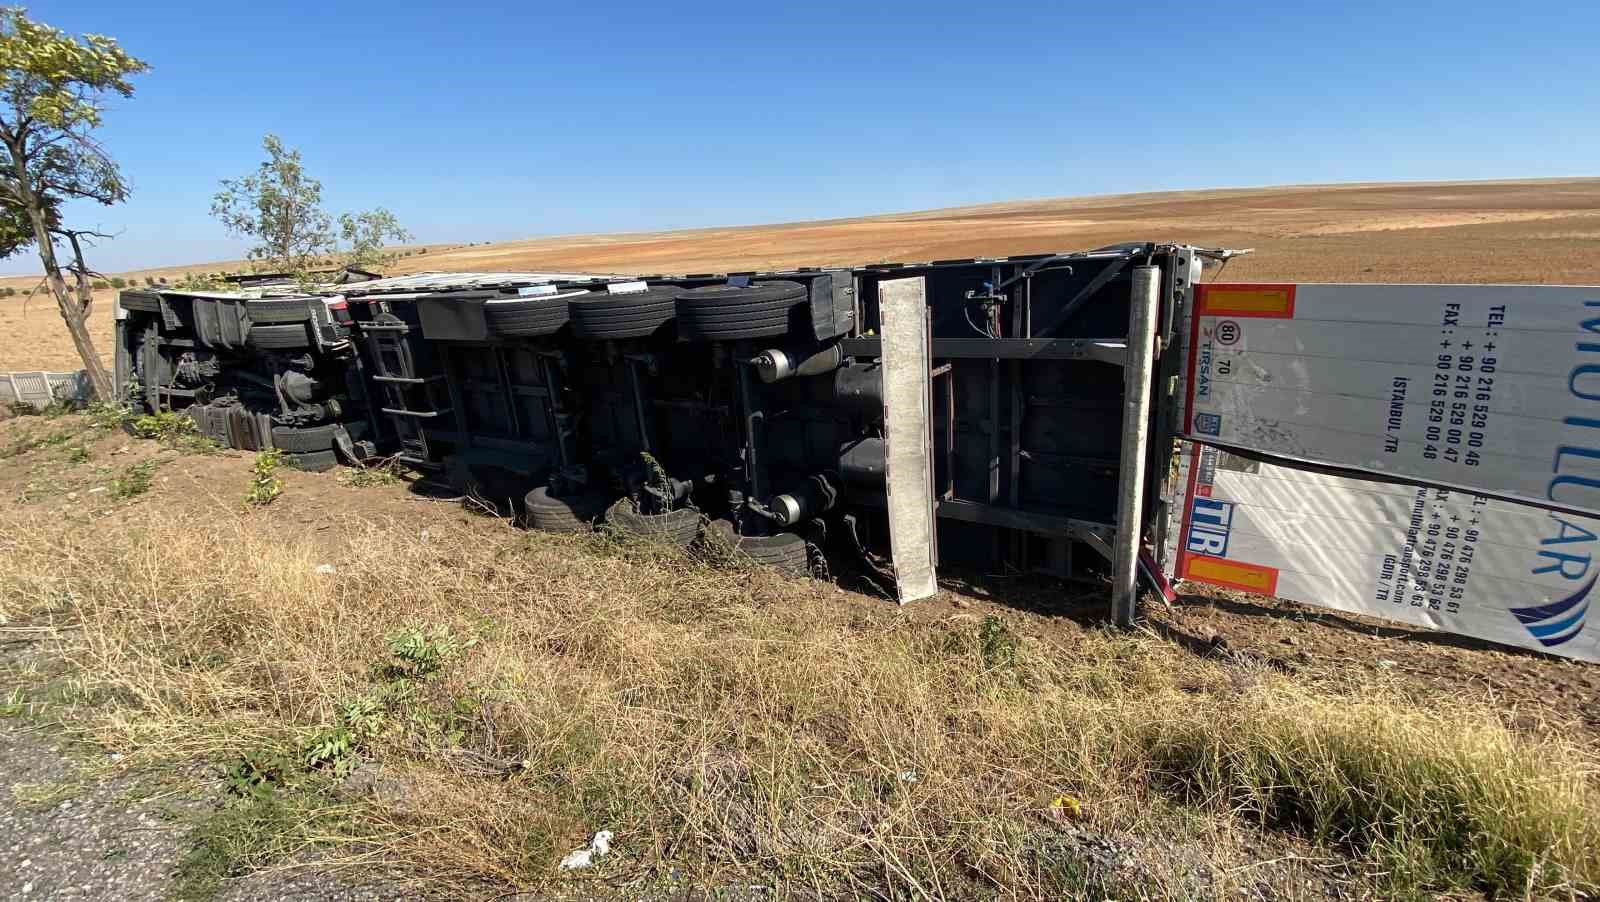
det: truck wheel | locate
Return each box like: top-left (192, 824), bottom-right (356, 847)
top-left (675, 281), bottom-right (805, 340)
top-left (248, 323), bottom-right (312, 350)
top-left (271, 422), bottom-right (343, 453)
top-left (284, 449), bottom-right (339, 472)
top-left (569, 287), bottom-right (678, 340)
top-left (246, 298), bottom-right (315, 324)
top-left (706, 520), bottom-right (810, 577)
top-left (484, 290), bottom-right (589, 337)
top-left (525, 486), bottom-right (607, 533)
top-left (605, 498), bottom-right (702, 547)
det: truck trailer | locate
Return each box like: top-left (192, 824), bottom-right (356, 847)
top-left (111, 247), bottom-right (1600, 663)
top-left (115, 244), bottom-right (1201, 609)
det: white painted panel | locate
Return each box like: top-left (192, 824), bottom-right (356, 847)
top-left (1166, 442), bottom-right (1599, 664)
top-left (1181, 283), bottom-right (1600, 516)
top-left (878, 276), bottom-right (938, 603)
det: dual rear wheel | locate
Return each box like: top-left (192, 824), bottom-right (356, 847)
top-left (675, 281), bottom-right (805, 340)
top-left (483, 281), bottom-right (808, 342)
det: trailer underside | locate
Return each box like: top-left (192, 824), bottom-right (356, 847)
top-left (115, 245), bottom-right (1202, 597)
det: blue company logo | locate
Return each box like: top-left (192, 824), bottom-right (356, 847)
top-left (1517, 298), bottom-right (1600, 648)
top-left (1195, 412), bottom-right (1222, 436)
top-left (1186, 497), bottom-right (1235, 556)
top-left (1510, 573), bottom-right (1593, 648)
top-left (1519, 513), bottom-right (1596, 648)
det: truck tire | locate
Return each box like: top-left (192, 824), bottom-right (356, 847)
top-left (675, 281), bottom-right (805, 340)
top-left (707, 520), bottom-right (810, 577)
top-left (524, 486), bottom-right (607, 533)
top-left (569, 287), bottom-right (678, 340)
top-left (247, 298), bottom-right (315, 324)
top-left (248, 323), bottom-right (312, 350)
top-left (484, 290), bottom-right (589, 337)
top-left (605, 498), bottom-right (701, 547)
top-left (285, 449), bottom-right (339, 472)
top-left (271, 422), bottom-right (343, 453)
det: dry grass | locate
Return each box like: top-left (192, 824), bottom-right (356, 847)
top-left (1, 485), bottom-right (1597, 899)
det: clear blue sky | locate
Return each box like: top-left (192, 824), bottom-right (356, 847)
top-left (12, 0), bottom-right (1599, 273)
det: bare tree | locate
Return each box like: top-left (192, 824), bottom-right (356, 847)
top-left (0, 8), bottom-right (148, 400)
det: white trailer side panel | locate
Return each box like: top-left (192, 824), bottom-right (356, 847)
top-left (1167, 441), bottom-right (1599, 663)
top-left (1180, 282), bottom-right (1600, 516)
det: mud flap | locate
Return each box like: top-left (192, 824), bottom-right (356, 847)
top-left (331, 423), bottom-right (361, 464)
top-left (190, 296), bottom-right (250, 351)
top-left (185, 403), bottom-right (271, 451)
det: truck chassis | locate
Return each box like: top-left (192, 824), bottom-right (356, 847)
top-left (116, 244), bottom-right (1202, 600)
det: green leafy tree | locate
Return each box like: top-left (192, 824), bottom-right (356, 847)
top-left (0, 8), bottom-right (147, 400)
top-left (212, 134), bottom-right (411, 279)
top-left (211, 134), bottom-right (332, 276)
top-left (337, 207), bottom-right (409, 271)
top-left (0, 193), bottom-right (36, 258)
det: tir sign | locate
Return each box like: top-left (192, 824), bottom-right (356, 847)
top-left (1186, 497), bottom-right (1235, 556)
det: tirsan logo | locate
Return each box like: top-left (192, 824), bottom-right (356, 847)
top-left (1186, 497), bottom-right (1235, 557)
top-left (1515, 513), bottom-right (1595, 648)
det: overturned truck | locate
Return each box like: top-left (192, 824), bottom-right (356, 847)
top-left (115, 247), bottom-right (1198, 605)
top-left (114, 250), bottom-right (1600, 663)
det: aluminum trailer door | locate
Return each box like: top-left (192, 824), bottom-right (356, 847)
top-left (1167, 440), bottom-right (1600, 663)
top-left (1179, 282), bottom-right (1600, 518)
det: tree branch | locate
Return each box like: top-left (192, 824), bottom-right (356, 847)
top-left (20, 276), bottom-right (48, 315)
top-left (62, 227), bottom-right (97, 316)
top-left (51, 226), bottom-right (115, 241)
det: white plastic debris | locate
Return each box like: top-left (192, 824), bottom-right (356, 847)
top-left (899, 770), bottom-right (920, 784)
top-left (558, 848), bottom-right (594, 870)
top-left (314, 564), bottom-right (337, 575)
top-left (559, 830), bottom-right (614, 870)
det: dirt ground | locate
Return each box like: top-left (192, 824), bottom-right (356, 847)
top-left (936, 568), bottom-right (1600, 741)
top-left (3, 178), bottom-right (1599, 374)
